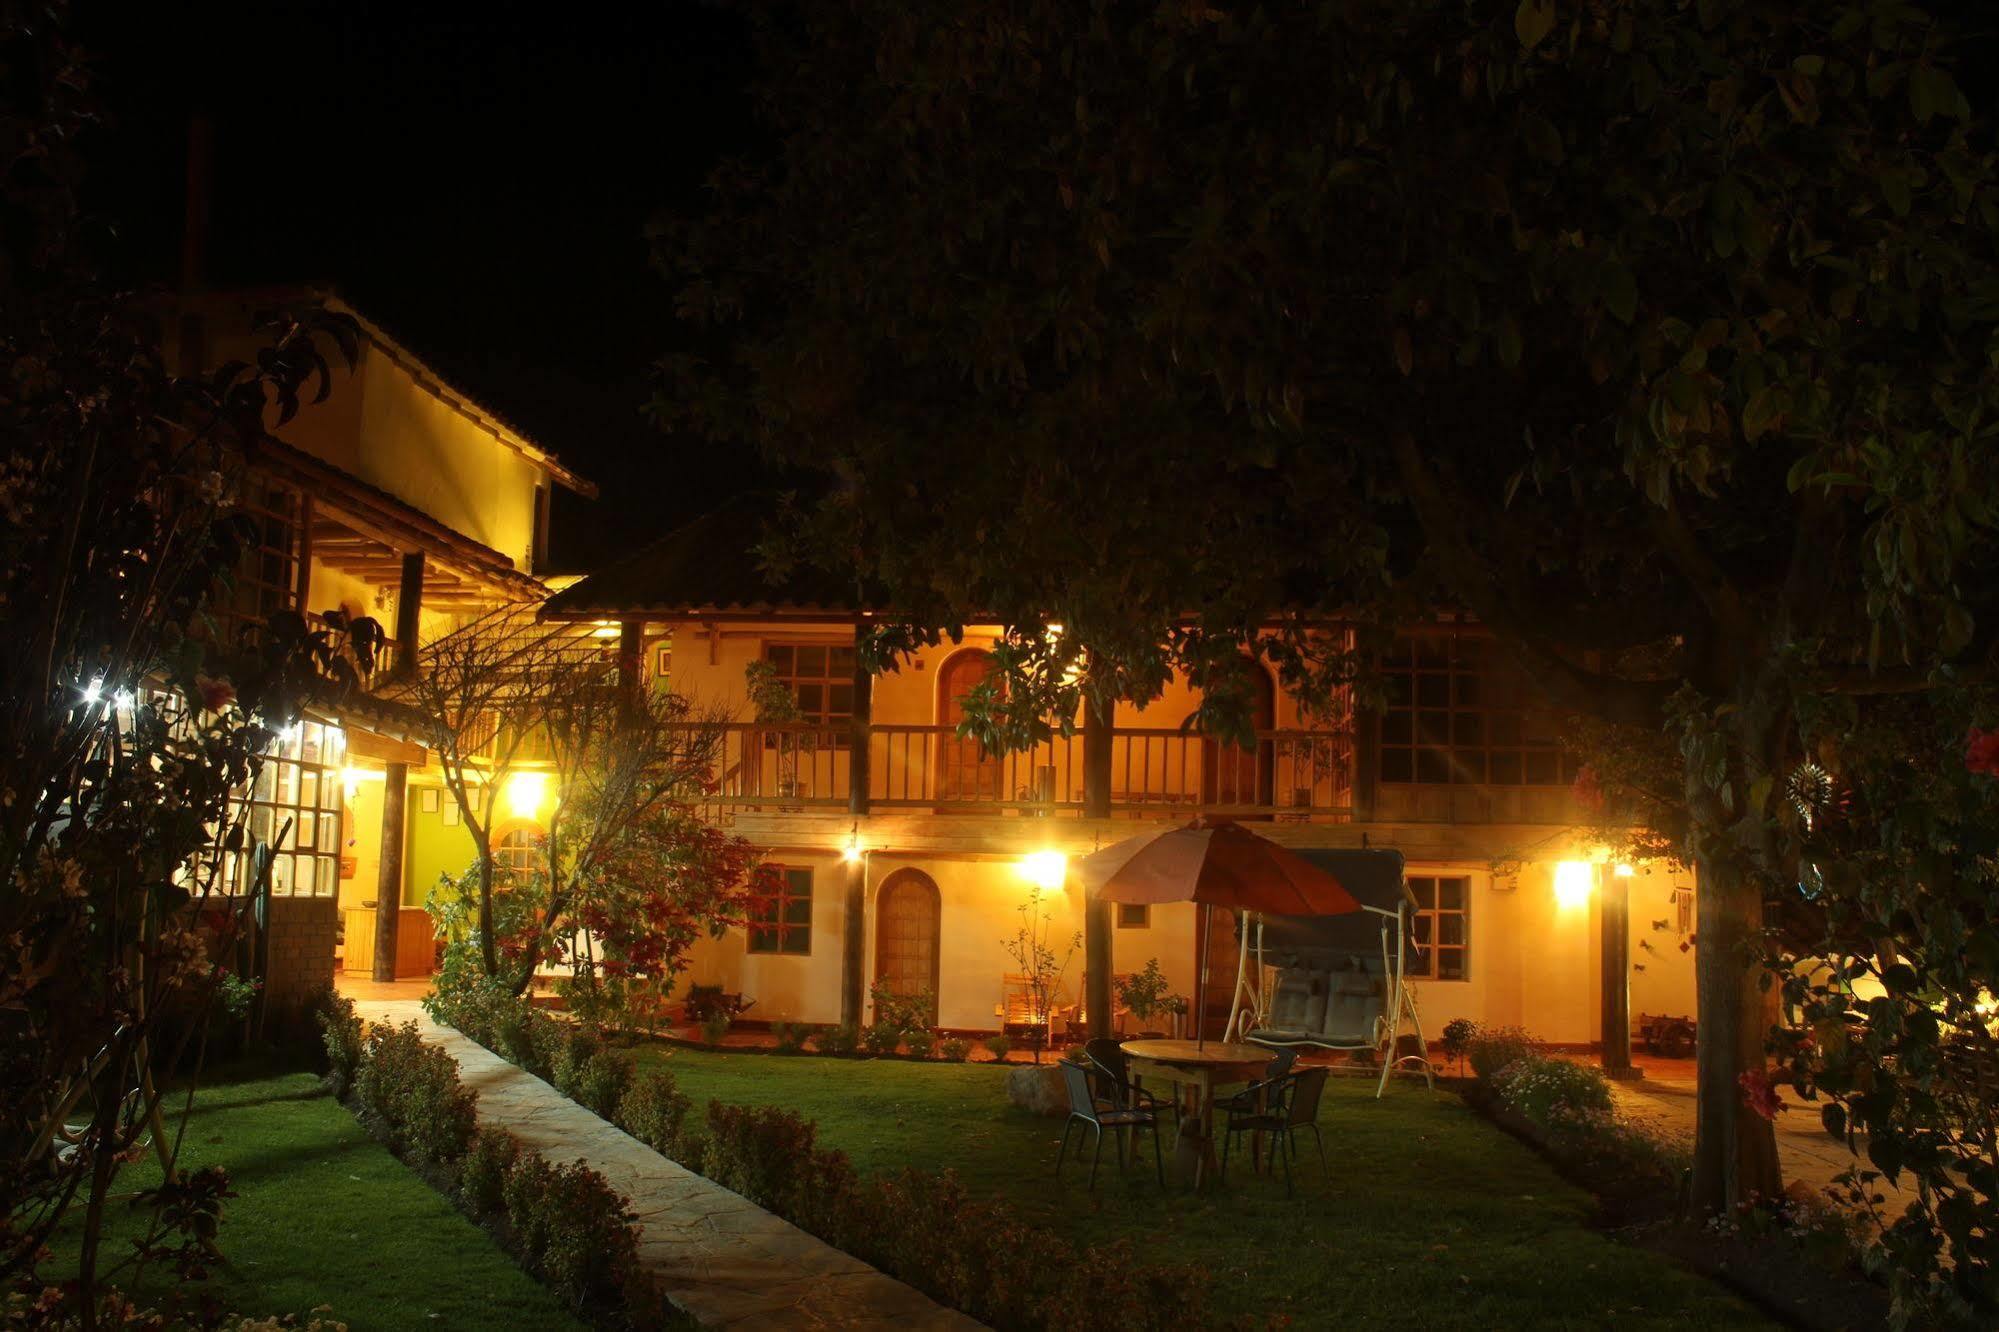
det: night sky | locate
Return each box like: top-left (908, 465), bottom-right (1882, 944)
top-left (76, 0), bottom-right (764, 571)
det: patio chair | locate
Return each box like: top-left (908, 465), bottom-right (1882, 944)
top-left (1214, 1047), bottom-right (1297, 1117)
top-left (1219, 1066), bottom-right (1330, 1197)
top-left (1056, 1058), bottom-right (1165, 1190)
top-left (1082, 1037), bottom-right (1174, 1124)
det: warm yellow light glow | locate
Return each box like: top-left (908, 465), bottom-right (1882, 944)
top-left (340, 766), bottom-right (384, 799)
top-left (1020, 851), bottom-right (1068, 891)
top-left (591, 621), bottom-right (621, 639)
top-left (1613, 862), bottom-right (1635, 878)
top-left (1554, 860), bottom-right (1595, 909)
top-left (507, 772), bottom-right (549, 817)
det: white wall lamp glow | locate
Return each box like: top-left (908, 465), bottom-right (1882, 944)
top-left (506, 771), bottom-right (549, 818)
top-left (1554, 860), bottom-right (1595, 910)
top-left (1020, 850), bottom-right (1068, 891)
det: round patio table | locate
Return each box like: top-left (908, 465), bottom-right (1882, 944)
top-left (1120, 1039), bottom-right (1273, 1190)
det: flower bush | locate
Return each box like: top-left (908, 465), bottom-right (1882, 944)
top-left (902, 1029), bottom-right (935, 1059)
top-left (937, 1037), bottom-right (972, 1063)
top-left (860, 1024), bottom-right (902, 1056)
top-left (983, 1034), bottom-right (1013, 1062)
top-left (812, 1024), bottom-right (858, 1056)
top-left (771, 1021), bottom-right (811, 1053)
top-left (699, 1010), bottom-right (733, 1047)
top-left (1466, 1024), bottom-right (1539, 1083)
top-left (1495, 1055), bottom-right (1615, 1134)
top-left (353, 1022), bottom-right (477, 1162)
top-left (316, 992), bottom-right (365, 1098)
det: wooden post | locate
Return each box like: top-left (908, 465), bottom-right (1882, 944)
top-left (848, 621), bottom-right (871, 815)
top-left (618, 619), bottom-right (644, 705)
top-left (394, 552), bottom-right (425, 679)
top-left (1600, 865), bottom-right (1635, 1077)
top-left (371, 762), bottom-right (409, 983)
top-left (841, 856), bottom-right (867, 1031)
top-left (1083, 691), bottom-right (1114, 1037)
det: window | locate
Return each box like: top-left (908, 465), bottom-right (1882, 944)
top-left (1116, 903), bottom-right (1151, 929)
top-left (223, 720), bottom-right (344, 898)
top-left (1407, 875), bottom-right (1469, 980)
top-left (761, 643), bottom-right (856, 730)
top-left (748, 866), bottom-right (813, 955)
top-left (495, 827), bottom-right (541, 885)
top-left (1378, 632), bottom-right (1580, 786)
top-left (219, 476), bottom-right (303, 641)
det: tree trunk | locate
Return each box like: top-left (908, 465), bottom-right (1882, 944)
top-left (1688, 850), bottom-right (1784, 1212)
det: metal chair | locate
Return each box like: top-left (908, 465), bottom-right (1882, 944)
top-left (1056, 1058), bottom-right (1165, 1189)
top-left (1219, 1065), bottom-right (1330, 1196)
top-left (1215, 1047), bottom-right (1297, 1116)
top-left (1081, 1037), bottom-right (1172, 1121)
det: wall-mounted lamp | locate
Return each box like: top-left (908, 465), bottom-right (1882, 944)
top-left (841, 821), bottom-right (865, 864)
top-left (1612, 862), bottom-right (1636, 879)
top-left (506, 771), bottom-right (549, 818)
top-left (1020, 850), bottom-right (1068, 891)
top-left (1554, 860), bottom-right (1595, 910)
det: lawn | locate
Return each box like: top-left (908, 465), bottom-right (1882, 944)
top-left (39, 1064), bottom-right (585, 1332)
top-left (631, 1044), bottom-right (1772, 1330)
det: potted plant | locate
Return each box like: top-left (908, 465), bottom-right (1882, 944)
top-left (744, 660), bottom-right (810, 797)
top-left (1116, 959), bottom-right (1188, 1038)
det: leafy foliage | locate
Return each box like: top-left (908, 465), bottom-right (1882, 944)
top-left (1466, 1025), bottom-right (1541, 1085)
top-left (1115, 960), bottom-right (1186, 1029)
top-left (1494, 1055), bottom-right (1615, 1134)
top-left (316, 992), bottom-right (365, 1098)
top-left (353, 1022), bottom-right (478, 1163)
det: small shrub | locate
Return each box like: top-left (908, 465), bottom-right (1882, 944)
top-left (548, 1024), bottom-right (605, 1099)
top-left (496, 1001), bottom-right (562, 1079)
top-left (617, 1068), bottom-right (693, 1160)
top-left (867, 980), bottom-right (935, 1038)
top-left (459, 1126), bottom-right (521, 1216)
top-left (860, 1024), bottom-right (902, 1057)
top-left (700, 1010), bottom-right (733, 1047)
top-left (354, 1021), bottom-right (477, 1162)
top-left (772, 1021), bottom-right (812, 1054)
top-left (902, 1029), bottom-right (935, 1060)
top-left (982, 1034), bottom-right (1012, 1062)
top-left (812, 1024), bottom-right (858, 1056)
top-left (1467, 1024), bottom-right (1538, 1083)
top-left (1496, 1055), bottom-right (1615, 1133)
top-left (1439, 1017), bottom-right (1477, 1072)
top-left (569, 1050), bottom-right (633, 1120)
top-left (703, 1102), bottom-right (836, 1217)
top-left (316, 991), bottom-right (364, 1097)
top-left (500, 1151), bottom-right (653, 1312)
top-left (937, 1037), bottom-right (972, 1063)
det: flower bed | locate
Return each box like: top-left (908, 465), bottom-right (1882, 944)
top-left (425, 986), bottom-right (1229, 1331)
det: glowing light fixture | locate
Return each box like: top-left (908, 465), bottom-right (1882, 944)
top-left (340, 766), bottom-right (384, 800)
top-left (841, 822), bottom-right (865, 864)
top-left (82, 677), bottom-right (104, 705)
top-left (592, 623), bottom-right (622, 639)
top-left (506, 771), bottom-right (549, 817)
top-left (113, 689), bottom-right (135, 711)
top-left (1554, 860), bottom-right (1595, 909)
top-left (1613, 862), bottom-right (1635, 879)
top-left (1020, 850), bottom-right (1068, 891)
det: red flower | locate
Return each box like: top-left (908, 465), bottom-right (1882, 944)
top-left (1572, 764), bottom-right (1606, 814)
top-left (1965, 727), bottom-right (1999, 778)
top-left (1738, 1069), bottom-right (1784, 1121)
top-left (194, 674), bottom-right (236, 712)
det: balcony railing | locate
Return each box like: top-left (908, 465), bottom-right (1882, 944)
top-left (696, 722), bottom-right (1353, 819)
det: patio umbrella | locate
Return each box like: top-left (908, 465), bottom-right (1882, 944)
top-left (1078, 817), bottom-right (1363, 1046)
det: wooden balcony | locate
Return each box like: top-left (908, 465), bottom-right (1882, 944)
top-left (694, 722), bottom-right (1353, 820)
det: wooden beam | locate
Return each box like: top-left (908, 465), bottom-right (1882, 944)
top-left (848, 620), bottom-right (872, 816)
top-left (395, 552), bottom-right (425, 679)
top-left (372, 761), bottom-right (409, 982)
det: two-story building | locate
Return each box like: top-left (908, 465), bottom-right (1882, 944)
top-left (541, 505), bottom-right (1699, 1050)
top-left (175, 287), bottom-right (596, 1017)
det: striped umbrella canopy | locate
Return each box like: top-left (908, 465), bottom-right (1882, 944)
top-left (1079, 817), bottom-right (1361, 1045)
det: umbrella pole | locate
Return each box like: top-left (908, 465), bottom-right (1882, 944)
top-left (1196, 901), bottom-right (1211, 1050)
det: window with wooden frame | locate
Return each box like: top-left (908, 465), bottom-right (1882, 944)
top-left (494, 827), bottom-right (542, 885)
top-left (223, 719), bottom-right (344, 898)
top-left (218, 476), bottom-right (304, 643)
top-left (761, 643), bottom-right (856, 738)
top-left (1116, 903), bottom-right (1151, 929)
top-left (1377, 631), bottom-right (1581, 786)
top-left (1406, 874), bottom-right (1470, 980)
top-left (748, 866), bottom-right (813, 955)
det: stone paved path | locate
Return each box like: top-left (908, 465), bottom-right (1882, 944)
top-left (358, 1000), bottom-right (982, 1330)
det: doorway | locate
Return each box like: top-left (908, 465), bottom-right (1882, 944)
top-left (1199, 657), bottom-right (1277, 811)
top-left (874, 868), bottom-right (941, 1023)
top-left (937, 648), bottom-right (1005, 803)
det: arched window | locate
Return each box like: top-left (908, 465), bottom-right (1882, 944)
top-left (494, 826), bottom-right (541, 885)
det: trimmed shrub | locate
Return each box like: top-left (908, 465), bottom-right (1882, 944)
top-left (812, 1024), bottom-right (858, 1056)
top-left (460, 1126), bottom-right (522, 1217)
top-left (702, 1102), bottom-right (831, 1217)
top-left (617, 1068), bottom-right (694, 1160)
top-left (699, 1010), bottom-right (732, 1047)
top-left (316, 991), bottom-right (364, 1097)
top-left (568, 1050), bottom-right (633, 1120)
top-left (982, 1034), bottom-right (1012, 1062)
top-left (902, 1029), bottom-right (935, 1060)
top-left (772, 1021), bottom-right (812, 1054)
top-left (937, 1037), bottom-right (972, 1063)
top-left (496, 1001), bottom-right (562, 1080)
top-left (860, 1024), bottom-right (901, 1057)
top-left (1495, 1055), bottom-right (1615, 1133)
top-left (547, 1024), bottom-right (605, 1099)
top-left (500, 1151), bottom-right (655, 1313)
top-left (355, 1021), bottom-right (477, 1162)
top-left (1467, 1024), bottom-right (1539, 1083)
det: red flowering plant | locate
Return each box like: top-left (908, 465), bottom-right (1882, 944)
top-left (555, 806), bottom-right (779, 1033)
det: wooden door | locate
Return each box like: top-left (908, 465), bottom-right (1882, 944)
top-left (937, 649), bottom-right (1004, 803)
top-left (1194, 906), bottom-right (1243, 1040)
top-left (1200, 659), bottom-right (1276, 811)
top-left (874, 869), bottom-right (941, 1022)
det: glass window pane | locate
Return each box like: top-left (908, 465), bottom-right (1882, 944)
top-left (1439, 915), bottom-right (1466, 946)
top-left (1439, 948), bottom-right (1466, 980)
top-left (1489, 752), bottom-right (1523, 785)
top-left (785, 896), bottom-right (813, 926)
top-left (830, 646), bottom-right (857, 675)
top-left (1416, 675), bottom-right (1450, 707)
top-left (1382, 712), bottom-right (1412, 745)
top-left (796, 646), bottom-right (827, 677)
top-left (764, 645), bottom-right (793, 673)
top-left (1437, 878), bottom-right (1466, 911)
top-left (794, 683), bottom-right (823, 715)
top-left (1415, 637), bottom-right (1448, 668)
top-left (827, 684), bottom-right (853, 715)
top-left (1525, 752), bottom-right (1559, 785)
top-left (1451, 714), bottom-right (1484, 746)
top-left (1380, 750), bottom-right (1413, 783)
top-left (1416, 750), bottom-right (1450, 783)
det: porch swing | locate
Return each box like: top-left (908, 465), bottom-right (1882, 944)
top-left (1223, 848), bottom-right (1436, 1096)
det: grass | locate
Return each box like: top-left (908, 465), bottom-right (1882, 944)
top-left (38, 1063), bottom-right (586, 1332)
top-left (629, 1044), bottom-right (1775, 1330)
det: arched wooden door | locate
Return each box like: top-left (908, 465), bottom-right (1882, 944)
top-left (1199, 659), bottom-right (1276, 811)
top-left (937, 649), bottom-right (1004, 803)
top-left (874, 869), bottom-right (941, 1022)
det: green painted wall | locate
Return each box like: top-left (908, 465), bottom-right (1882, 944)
top-left (404, 782), bottom-right (479, 908)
